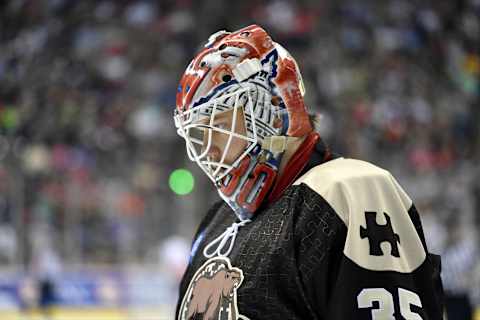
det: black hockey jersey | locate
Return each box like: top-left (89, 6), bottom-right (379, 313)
top-left (176, 146), bottom-right (444, 320)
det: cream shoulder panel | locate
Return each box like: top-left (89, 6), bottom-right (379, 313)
top-left (294, 158), bottom-right (426, 273)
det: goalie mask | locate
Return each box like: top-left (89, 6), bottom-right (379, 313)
top-left (174, 25), bottom-right (314, 220)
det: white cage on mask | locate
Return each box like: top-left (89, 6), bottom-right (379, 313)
top-left (174, 83), bottom-right (281, 183)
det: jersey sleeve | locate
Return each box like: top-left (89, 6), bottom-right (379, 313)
top-left (293, 158), bottom-right (444, 319)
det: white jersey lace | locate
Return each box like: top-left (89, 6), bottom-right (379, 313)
top-left (203, 219), bottom-right (251, 258)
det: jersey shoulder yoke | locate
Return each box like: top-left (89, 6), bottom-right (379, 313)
top-left (294, 158), bottom-right (425, 272)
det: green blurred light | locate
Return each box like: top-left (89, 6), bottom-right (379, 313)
top-left (169, 169), bottom-right (195, 195)
top-left (2, 108), bottom-right (18, 130)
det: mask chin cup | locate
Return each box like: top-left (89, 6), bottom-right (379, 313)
top-left (217, 153), bottom-right (278, 220)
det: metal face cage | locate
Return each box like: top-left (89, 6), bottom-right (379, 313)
top-left (174, 86), bottom-right (259, 183)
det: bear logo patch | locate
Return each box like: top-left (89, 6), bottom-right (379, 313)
top-left (178, 257), bottom-right (250, 320)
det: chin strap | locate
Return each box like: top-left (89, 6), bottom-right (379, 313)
top-left (261, 135), bottom-right (304, 154)
top-left (203, 219), bottom-right (251, 258)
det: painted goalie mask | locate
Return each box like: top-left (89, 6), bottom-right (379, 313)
top-left (174, 25), bottom-right (314, 220)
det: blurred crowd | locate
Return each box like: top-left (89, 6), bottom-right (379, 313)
top-left (0, 0), bottom-right (479, 314)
